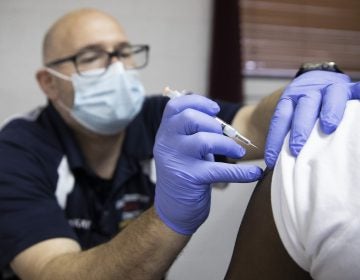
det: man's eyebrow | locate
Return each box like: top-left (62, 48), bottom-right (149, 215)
top-left (116, 42), bottom-right (131, 49)
top-left (76, 42), bottom-right (131, 53)
top-left (76, 44), bottom-right (105, 53)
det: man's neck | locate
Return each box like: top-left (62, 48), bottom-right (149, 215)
top-left (51, 101), bottom-right (126, 179)
top-left (74, 130), bottom-right (126, 180)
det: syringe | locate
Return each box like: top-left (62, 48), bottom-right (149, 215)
top-left (163, 87), bottom-right (258, 149)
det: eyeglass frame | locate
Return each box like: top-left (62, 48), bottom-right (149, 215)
top-left (45, 43), bottom-right (150, 76)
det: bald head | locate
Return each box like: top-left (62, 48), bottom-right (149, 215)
top-left (42, 8), bottom-right (127, 65)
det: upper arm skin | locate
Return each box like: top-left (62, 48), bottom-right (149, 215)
top-left (224, 169), bottom-right (312, 280)
top-left (11, 238), bottom-right (81, 280)
top-left (231, 88), bottom-right (283, 160)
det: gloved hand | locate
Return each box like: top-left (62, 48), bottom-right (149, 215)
top-left (265, 71), bottom-right (360, 168)
top-left (154, 94), bottom-right (263, 235)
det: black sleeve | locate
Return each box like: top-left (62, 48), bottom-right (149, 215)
top-left (0, 129), bottom-right (77, 269)
top-left (215, 99), bottom-right (242, 124)
top-left (142, 95), bottom-right (169, 137)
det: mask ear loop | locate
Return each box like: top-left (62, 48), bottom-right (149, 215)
top-left (43, 67), bottom-right (75, 121)
top-left (44, 67), bottom-right (72, 81)
top-left (43, 67), bottom-right (107, 134)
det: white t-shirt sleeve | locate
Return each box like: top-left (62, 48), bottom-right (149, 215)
top-left (271, 100), bottom-right (360, 280)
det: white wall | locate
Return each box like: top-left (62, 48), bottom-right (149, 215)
top-left (0, 0), bottom-right (213, 123)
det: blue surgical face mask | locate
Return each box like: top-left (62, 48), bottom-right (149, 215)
top-left (46, 62), bottom-right (145, 135)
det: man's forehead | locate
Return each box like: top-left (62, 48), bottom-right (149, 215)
top-left (44, 9), bottom-right (128, 61)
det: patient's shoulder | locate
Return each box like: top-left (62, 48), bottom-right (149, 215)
top-left (272, 100), bottom-right (360, 279)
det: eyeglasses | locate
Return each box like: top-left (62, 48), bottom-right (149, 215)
top-left (45, 44), bottom-right (150, 77)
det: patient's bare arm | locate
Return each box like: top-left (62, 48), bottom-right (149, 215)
top-left (224, 169), bottom-right (312, 280)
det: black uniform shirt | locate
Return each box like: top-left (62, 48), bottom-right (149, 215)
top-left (0, 95), bottom-right (240, 278)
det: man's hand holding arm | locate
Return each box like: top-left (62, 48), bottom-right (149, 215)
top-left (232, 70), bottom-right (360, 167)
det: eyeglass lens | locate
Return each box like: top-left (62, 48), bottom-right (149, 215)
top-left (76, 45), bottom-right (148, 77)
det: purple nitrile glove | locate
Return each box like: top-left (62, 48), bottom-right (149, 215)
top-left (265, 71), bottom-right (360, 168)
top-left (154, 94), bottom-right (263, 235)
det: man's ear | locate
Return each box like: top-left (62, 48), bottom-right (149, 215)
top-left (36, 69), bottom-right (59, 101)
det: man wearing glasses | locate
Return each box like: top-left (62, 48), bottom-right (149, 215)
top-left (0, 7), bottom-right (358, 280)
top-left (0, 8), bottom-right (254, 279)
